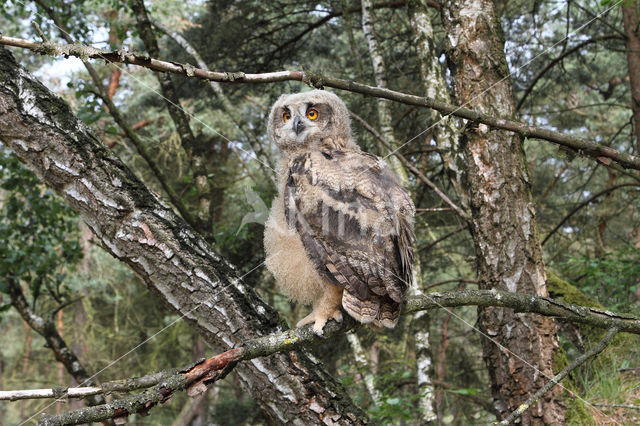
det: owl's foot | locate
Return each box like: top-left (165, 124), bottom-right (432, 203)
top-left (297, 308), bottom-right (343, 336)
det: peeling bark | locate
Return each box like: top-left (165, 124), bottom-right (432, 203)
top-left (440, 0), bottom-right (565, 423)
top-left (0, 47), bottom-right (366, 425)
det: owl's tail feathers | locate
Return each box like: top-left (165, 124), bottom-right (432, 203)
top-left (342, 290), bottom-right (378, 324)
top-left (342, 291), bottom-right (400, 329)
top-left (374, 298), bottom-right (401, 328)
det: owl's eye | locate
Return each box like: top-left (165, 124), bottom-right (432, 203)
top-left (306, 109), bottom-right (318, 120)
top-left (283, 112), bottom-right (291, 121)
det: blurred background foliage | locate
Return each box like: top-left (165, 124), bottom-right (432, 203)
top-left (0, 0), bottom-right (639, 424)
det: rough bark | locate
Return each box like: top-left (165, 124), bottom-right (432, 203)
top-left (0, 46), bottom-right (366, 425)
top-left (440, 1), bottom-right (565, 423)
top-left (623, 2), bottom-right (640, 153)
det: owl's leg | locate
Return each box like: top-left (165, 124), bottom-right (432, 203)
top-left (296, 283), bottom-right (344, 335)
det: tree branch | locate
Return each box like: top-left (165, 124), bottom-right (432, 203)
top-left (0, 371), bottom-right (171, 401)
top-left (498, 327), bottom-right (618, 425)
top-left (30, 286), bottom-right (640, 424)
top-left (2, 34), bottom-right (640, 170)
top-left (5, 278), bottom-right (106, 408)
top-left (541, 183), bottom-right (640, 246)
top-left (516, 34), bottom-right (624, 111)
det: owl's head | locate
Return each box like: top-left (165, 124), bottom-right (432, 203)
top-left (267, 90), bottom-right (355, 152)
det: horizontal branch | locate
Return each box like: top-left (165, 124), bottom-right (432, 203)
top-left (0, 371), bottom-right (171, 401)
top-left (2, 35), bottom-right (640, 170)
top-left (33, 288), bottom-right (640, 424)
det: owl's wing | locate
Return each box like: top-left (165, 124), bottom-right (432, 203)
top-left (284, 144), bottom-right (415, 326)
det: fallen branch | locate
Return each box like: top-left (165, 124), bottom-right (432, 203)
top-left (2, 35), bottom-right (640, 170)
top-left (498, 327), bottom-right (618, 425)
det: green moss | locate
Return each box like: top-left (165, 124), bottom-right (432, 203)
top-left (547, 271), bottom-right (603, 309)
top-left (548, 271), bottom-right (599, 424)
top-left (552, 345), bottom-right (594, 425)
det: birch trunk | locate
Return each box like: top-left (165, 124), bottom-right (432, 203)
top-left (440, 0), bottom-right (565, 423)
top-left (361, 1), bottom-right (436, 421)
top-left (361, 0), bottom-right (407, 181)
top-left (408, 0), bottom-right (467, 207)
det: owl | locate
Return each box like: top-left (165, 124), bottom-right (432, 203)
top-left (264, 90), bottom-right (415, 335)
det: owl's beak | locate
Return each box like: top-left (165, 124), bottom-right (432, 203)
top-left (293, 116), bottom-right (304, 135)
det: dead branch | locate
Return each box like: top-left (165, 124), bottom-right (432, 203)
top-left (0, 371), bottom-right (171, 401)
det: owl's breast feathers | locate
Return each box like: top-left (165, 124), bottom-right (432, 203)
top-left (284, 139), bottom-right (415, 327)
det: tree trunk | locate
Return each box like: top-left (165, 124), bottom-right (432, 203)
top-left (440, 1), bottom-right (565, 423)
top-left (0, 46), bottom-right (366, 425)
top-left (623, 1), bottom-right (640, 153)
top-left (408, 0), bottom-right (467, 207)
top-left (361, 2), bottom-right (436, 420)
top-left (361, 0), bottom-right (406, 179)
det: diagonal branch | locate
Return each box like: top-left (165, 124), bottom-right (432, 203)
top-left (5, 277), bottom-right (106, 408)
top-left (498, 327), bottom-right (618, 425)
top-left (541, 183), bottom-right (640, 246)
top-left (516, 34), bottom-right (624, 111)
top-left (2, 34), bottom-right (639, 170)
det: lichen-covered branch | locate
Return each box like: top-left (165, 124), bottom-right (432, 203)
top-left (2, 34), bottom-right (640, 170)
top-left (498, 328), bottom-right (618, 425)
top-left (31, 288), bottom-right (640, 424)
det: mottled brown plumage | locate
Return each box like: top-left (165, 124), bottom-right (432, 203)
top-left (264, 90), bottom-right (415, 334)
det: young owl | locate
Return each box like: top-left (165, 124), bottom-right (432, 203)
top-left (264, 90), bottom-right (415, 335)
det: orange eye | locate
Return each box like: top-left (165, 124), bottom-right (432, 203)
top-left (306, 109), bottom-right (318, 120)
top-left (283, 112), bottom-right (291, 121)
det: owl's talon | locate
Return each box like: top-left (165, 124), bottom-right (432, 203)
top-left (332, 310), bottom-right (343, 323)
top-left (312, 318), bottom-right (328, 336)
